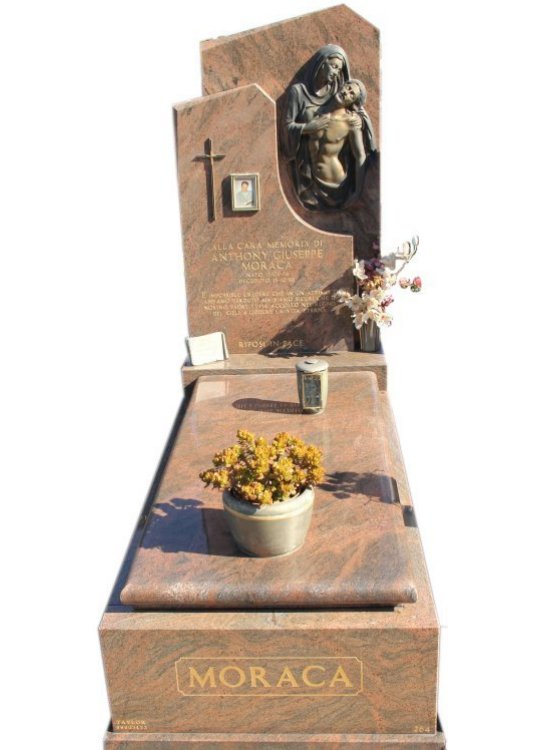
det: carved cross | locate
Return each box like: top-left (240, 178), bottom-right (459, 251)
top-left (193, 138), bottom-right (225, 222)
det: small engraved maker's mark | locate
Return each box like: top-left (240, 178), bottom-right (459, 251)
top-left (114, 719), bottom-right (148, 732)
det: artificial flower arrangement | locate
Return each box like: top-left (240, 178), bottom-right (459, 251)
top-left (200, 430), bottom-right (325, 557)
top-left (335, 235), bottom-right (422, 331)
top-left (200, 429), bottom-right (324, 505)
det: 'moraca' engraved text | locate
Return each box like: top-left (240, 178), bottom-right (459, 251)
top-left (176, 657), bottom-right (363, 697)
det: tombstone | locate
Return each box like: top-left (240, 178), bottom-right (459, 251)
top-left (99, 6), bottom-right (446, 749)
top-left (175, 84), bottom-right (355, 354)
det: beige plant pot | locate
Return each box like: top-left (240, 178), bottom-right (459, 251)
top-left (222, 488), bottom-right (315, 557)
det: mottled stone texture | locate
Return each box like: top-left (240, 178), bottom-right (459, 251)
top-left (175, 84), bottom-right (354, 355)
top-left (181, 351), bottom-right (388, 390)
top-left (200, 5), bottom-right (380, 256)
top-left (104, 723), bottom-right (447, 748)
top-left (120, 371), bottom-right (415, 610)
top-left (100, 389), bottom-right (440, 737)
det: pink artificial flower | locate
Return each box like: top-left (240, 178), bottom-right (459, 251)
top-left (381, 295), bottom-right (394, 309)
top-left (411, 276), bottom-right (422, 292)
top-left (399, 278), bottom-right (411, 289)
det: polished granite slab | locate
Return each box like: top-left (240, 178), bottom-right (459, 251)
top-left (181, 351), bottom-right (387, 390)
top-left (121, 371), bottom-right (416, 609)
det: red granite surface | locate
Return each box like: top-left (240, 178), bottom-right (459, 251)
top-left (175, 85), bottom-right (354, 355)
top-left (121, 371), bottom-right (415, 609)
top-left (200, 5), bottom-right (380, 256)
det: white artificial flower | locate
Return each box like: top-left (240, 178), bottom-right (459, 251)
top-left (352, 259), bottom-right (368, 282)
top-left (334, 289), bottom-right (352, 304)
top-left (336, 236), bottom-right (419, 330)
top-left (368, 288), bottom-right (386, 303)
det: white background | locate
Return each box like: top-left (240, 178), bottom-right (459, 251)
top-left (1, 1), bottom-right (539, 747)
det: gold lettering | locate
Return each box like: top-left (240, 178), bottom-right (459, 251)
top-left (302, 665), bottom-right (326, 687)
top-left (329, 666), bottom-right (353, 688)
top-left (219, 666), bottom-right (246, 688)
top-left (249, 666), bottom-right (271, 688)
top-left (276, 667), bottom-right (299, 688)
top-left (178, 658), bottom-right (362, 695)
top-left (189, 667), bottom-right (216, 689)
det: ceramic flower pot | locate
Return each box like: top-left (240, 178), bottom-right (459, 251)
top-left (222, 488), bottom-right (315, 557)
top-left (358, 319), bottom-right (381, 352)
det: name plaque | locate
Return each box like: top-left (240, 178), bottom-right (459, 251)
top-left (175, 656), bottom-right (363, 697)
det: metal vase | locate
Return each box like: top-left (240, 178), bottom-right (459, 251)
top-left (222, 488), bottom-right (314, 557)
top-left (358, 319), bottom-right (381, 352)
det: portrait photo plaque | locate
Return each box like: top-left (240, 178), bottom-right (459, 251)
top-left (230, 173), bottom-right (260, 211)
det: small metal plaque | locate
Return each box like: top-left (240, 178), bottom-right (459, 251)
top-left (302, 373), bottom-right (322, 408)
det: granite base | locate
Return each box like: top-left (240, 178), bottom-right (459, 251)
top-left (104, 720), bottom-right (446, 749)
top-left (100, 381), bottom-right (441, 736)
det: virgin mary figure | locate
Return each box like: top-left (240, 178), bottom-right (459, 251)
top-left (283, 44), bottom-right (376, 210)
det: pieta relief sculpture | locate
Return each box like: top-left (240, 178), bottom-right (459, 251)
top-left (283, 44), bottom-right (377, 211)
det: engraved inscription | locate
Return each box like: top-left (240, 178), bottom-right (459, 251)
top-left (178, 82), bottom-right (356, 355)
top-left (201, 290), bottom-right (335, 319)
top-left (238, 338), bottom-right (305, 350)
top-left (114, 719), bottom-right (148, 732)
top-left (175, 657), bottom-right (363, 697)
top-left (210, 238), bottom-right (325, 285)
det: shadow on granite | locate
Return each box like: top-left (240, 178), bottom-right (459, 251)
top-left (320, 471), bottom-right (399, 505)
top-left (121, 373), bottom-right (417, 609)
top-left (139, 472), bottom-right (400, 559)
top-left (262, 351), bottom-right (341, 359)
top-left (260, 270), bottom-right (354, 355)
top-left (141, 498), bottom-right (236, 557)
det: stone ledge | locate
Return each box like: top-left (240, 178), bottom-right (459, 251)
top-left (182, 352), bottom-right (387, 391)
top-left (104, 717), bottom-right (446, 748)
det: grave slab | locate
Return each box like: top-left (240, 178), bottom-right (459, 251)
top-left (120, 371), bottom-right (416, 610)
top-left (100, 380), bottom-right (440, 738)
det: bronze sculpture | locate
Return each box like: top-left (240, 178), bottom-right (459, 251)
top-left (283, 45), bottom-right (377, 210)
